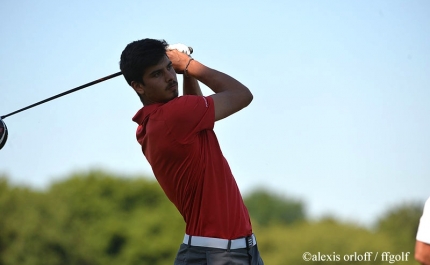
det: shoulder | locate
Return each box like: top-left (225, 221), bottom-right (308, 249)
top-left (423, 197), bottom-right (430, 215)
top-left (167, 95), bottom-right (212, 107)
top-left (161, 96), bottom-right (215, 135)
top-left (162, 96), bottom-right (212, 115)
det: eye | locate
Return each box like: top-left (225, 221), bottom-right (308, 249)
top-left (167, 63), bottom-right (173, 70)
top-left (152, 71), bottom-right (161, 77)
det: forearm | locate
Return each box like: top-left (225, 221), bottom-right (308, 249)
top-left (186, 59), bottom-right (250, 96)
top-left (166, 49), bottom-right (253, 121)
top-left (186, 59), bottom-right (253, 121)
top-left (183, 75), bottom-right (203, 96)
top-left (167, 50), bottom-right (250, 97)
top-left (416, 241), bottom-right (430, 265)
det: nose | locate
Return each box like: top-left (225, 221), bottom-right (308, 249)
top-left (165, 68), bottom-right (175, 82)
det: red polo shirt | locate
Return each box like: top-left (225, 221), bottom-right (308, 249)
top-left (132, 95), bottom-right (252, 239)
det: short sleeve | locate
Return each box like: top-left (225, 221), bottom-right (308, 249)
top-left (164, 95), bottom-right (215, 143)
top-left (417, 197), bottom-right (430, 244)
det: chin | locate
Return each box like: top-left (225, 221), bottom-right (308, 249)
top-left (163, 95), bottom-right (178, 103)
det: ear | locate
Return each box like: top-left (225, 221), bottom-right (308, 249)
top-left (131, 81), bottom-right (145, 96)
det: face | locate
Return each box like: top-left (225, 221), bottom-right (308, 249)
top-left (132, 55), bottom-right (178, 105)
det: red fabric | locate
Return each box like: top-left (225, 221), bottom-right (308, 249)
top-left (132, 95), bottom-right (252, 239)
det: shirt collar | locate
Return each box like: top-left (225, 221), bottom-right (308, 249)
top-left (132, 103), bottom-right (162, 124)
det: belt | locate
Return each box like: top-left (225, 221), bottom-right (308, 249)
top-left (183, 234), bottom-right (256, 250)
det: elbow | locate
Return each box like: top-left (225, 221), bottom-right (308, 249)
top-left (415, 256), bottom-right (425, 265)
top-left (415, 241), bottom-right (430, 265)
top-left (244, 89), bottom-right (253, 107)
top-left (415, 253), bottom-right (429, 265)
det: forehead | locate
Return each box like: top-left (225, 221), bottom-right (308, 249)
top-left (144, 55), bottom-right (170, 75)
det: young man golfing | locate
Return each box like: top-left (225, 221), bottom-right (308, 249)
top-left (120, 38), bottom-right (264, 265)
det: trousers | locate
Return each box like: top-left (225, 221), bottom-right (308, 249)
top-left (174, 243), bottom-right (264, 265)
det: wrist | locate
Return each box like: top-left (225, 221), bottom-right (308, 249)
top-left (184, 58), bottom-right (194, 77)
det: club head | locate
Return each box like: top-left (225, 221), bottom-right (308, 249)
top-left (0, 119), bottom-right (8, 150)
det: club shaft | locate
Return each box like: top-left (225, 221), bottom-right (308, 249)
top-left (1, 72), bottom-right (122, 120)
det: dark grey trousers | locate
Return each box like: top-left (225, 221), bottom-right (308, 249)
top-left (174, 243), bottom-right (264, 265)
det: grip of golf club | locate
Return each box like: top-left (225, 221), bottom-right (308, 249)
top-left (167, 44), bottom-right (193, 55)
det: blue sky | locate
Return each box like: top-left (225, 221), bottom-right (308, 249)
top-left (1, 0), bottom-right (429, 226)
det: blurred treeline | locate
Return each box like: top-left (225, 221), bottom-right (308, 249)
top-left (0, 170), bottom-right (424, 265)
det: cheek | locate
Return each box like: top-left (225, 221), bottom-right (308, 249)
top-left (170, 69), bottom-right (177, 79)
top-left (148, 82), bottom-right (166, 96)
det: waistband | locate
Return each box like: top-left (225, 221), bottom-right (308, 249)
top-left (183, 234), bottom-right (257, 250)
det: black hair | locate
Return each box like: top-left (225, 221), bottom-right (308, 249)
top-left (119, 38), bottom-right (169, 86)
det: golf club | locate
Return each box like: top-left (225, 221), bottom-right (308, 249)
top-left (0, 71), bottom-right (122, 150)
top-left (0, 45), bottom-right (193, 150)
top-left (0, 119), bottom-right (7, 150)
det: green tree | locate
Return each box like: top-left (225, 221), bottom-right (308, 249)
top-left (42, 170), bottom-right (185, 265)
top-left (0, 177), bottom-right (49, 265)
top-left (244, 189), bottom-right (306, 226)
top-left (254, 219), bottom-right (398, 265)
top-left (375, 201), bottom-right (423, 254)
top-left (0, 172), bottom-right (424, 265)
top-left (0, 170), bottom-right (185, 265)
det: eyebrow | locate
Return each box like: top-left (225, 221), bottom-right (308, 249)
top-left (148, 60), bottom-right (173, 77)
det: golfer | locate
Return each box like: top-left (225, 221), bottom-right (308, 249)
top-left (120, 38), bottom-right (264, 265)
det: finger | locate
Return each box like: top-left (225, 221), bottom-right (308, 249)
top-left (166, 43), bottom-right (192, 55)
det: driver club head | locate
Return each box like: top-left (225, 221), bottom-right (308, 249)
top-left (0, 119), bottom-right (8, 150)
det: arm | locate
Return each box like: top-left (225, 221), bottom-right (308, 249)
top-left (183, 75), bottom-right (203, 96)
top-left (165, 48), bottom-right (202, 96)
top-left (416, 240), bottom-right (430, 265)
top-left (188, 59), bottom-right (253, 121)
top-left (167, 49), bottom-right (252, 121)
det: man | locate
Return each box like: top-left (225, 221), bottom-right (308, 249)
top-left (416, 197), bottom-right (430, 265)
top-left (120, 38), bottom-right (264, 265)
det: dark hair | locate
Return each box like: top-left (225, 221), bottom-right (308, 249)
top-left (119, 38), bottom-right (169, 86)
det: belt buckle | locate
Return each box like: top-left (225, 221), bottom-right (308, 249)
top-left (246, 235), bottom-right (254, 248)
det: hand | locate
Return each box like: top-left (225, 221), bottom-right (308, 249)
top-left (166, 49), bottom-right (193, 75)
top-left (166, 43), bottom-right (193, 55)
